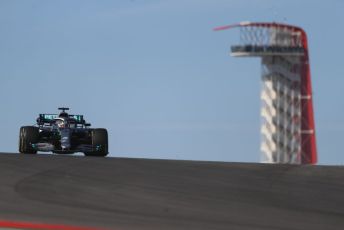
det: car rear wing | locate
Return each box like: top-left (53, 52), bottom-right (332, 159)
top-left (37, 114), bottom-right (86, 125)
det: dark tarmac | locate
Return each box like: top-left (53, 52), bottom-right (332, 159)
top-left (0, 153), bottom-right (344, 229)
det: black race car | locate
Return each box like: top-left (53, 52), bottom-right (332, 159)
top-left (19, 108), bottom-right (108, 156)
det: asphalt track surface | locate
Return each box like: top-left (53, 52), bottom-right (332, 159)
top-left (0, 153), bottom-right (344, 230)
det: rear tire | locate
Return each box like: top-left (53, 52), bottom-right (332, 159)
top-left (84, 128), bottom-right (108, 157)
top-left (19, 126), bottom-right (39, 154)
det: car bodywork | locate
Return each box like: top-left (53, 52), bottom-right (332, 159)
top-left (19, 108), bottom-right (108, 156)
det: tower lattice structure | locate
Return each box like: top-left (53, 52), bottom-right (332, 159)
top-left (215, 22), bottom-right (317, 164)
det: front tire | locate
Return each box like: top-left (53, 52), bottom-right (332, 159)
top-left (19, 126), bottom-right (39, 154)
top-left (84, 128), bottom-right (108, 157)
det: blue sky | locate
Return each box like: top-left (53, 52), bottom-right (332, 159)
top-left (0, 0), bottom-right (343, 164)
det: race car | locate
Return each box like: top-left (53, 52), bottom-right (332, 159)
top-left (19, 108), bottom-right (108, 156)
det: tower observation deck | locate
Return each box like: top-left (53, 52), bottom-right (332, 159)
top-left (215, 22), bottom-right (317, 164)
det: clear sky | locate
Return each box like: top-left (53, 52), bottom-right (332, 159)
top-left (0, 0), bottom-right (343, 165)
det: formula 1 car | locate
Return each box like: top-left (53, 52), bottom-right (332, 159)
top-left (19, 108), bottom-right (108, 156)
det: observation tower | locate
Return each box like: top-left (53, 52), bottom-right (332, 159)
top-left (214, 22), bottom-right (317, 164)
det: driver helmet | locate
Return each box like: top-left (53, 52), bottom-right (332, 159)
top-left (57, 120), bottom-right (66, 128)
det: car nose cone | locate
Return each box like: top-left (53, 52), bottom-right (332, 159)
top-left (60, 129), bottom-right (71, 149)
